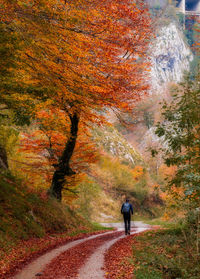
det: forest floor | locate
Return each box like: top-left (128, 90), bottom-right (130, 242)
top-left (11, 222), bottom-right (150, 279)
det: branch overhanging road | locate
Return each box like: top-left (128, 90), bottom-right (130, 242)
top-left (13, 222), bottom-right (150, 279)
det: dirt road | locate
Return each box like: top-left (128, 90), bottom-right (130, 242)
top-left (13, 222), bottom-right (149, 279)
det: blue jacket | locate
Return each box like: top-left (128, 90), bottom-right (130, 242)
top-left (121, 202), bottom-right (133, 214)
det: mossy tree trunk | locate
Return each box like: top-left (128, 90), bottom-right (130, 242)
top-left (0, 144), bottom-right (8, 170)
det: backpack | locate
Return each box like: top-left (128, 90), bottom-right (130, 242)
top-left (122, 202), bottom-right (130, 213)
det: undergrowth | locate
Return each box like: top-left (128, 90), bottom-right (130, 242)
top-left (132, 225), bottom-right (200, 279)
top-left (0, 171), bottom-right (102, 254)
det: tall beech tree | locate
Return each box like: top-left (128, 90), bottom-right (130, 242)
top-left (2, 0), bottom-right (152, 200)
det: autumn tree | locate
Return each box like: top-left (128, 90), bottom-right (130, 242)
top-left (2, 0), bottom-right (152, 200)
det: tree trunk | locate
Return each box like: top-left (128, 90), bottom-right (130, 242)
top-left (0, 144), bottom-right (8, 170)
top-left (49, 112), bottom-right (79, 201)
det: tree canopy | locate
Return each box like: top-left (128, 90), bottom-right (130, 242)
top-left (1, 0), bottom-right (152, 200)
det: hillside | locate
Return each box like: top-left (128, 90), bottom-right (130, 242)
top-left (0, 170), bottom-right (113, 278)
top-left (0, 170), bottom-right (104, 258)
top-left (73, 125), bottom-right (164, 222)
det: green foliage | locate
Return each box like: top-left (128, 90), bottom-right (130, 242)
top-left (135, 267), bottom-right (162, 279)
top-left (145, 218), bottom-right (177, 228)
top-left (155, 76), bottom-right (200, 208)
top-left (73, 173), bottom-right (122, 222)
top-left (143, 111), bottom-right (154, 129)
top-left (74, 179), bottom-right (101, 220)
top-left (133, 178), bottom-right (148, 203)
top-left (133, 226), bottom-right (200, 279)
top-left (0, 115), bottom-right (19, 154)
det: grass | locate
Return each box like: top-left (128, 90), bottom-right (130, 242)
top-left (132, 225), bottom-right (200, 279)
top-left (143, 218), bottom-right (177, 229)
top-left (0, 171), bottom-right (105, 254)
top-left (91, 222), bottom-right (113, 230)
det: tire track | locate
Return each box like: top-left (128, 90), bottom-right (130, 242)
top-left (13, 231), bottom-right (116, 279)
top-left (76, 228), bottom-right (147, 279)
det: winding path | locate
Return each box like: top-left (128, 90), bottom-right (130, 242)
top-left (13, 222), bottom-right (150, 279)
top-left (77, 227), bottom-right (147, 279)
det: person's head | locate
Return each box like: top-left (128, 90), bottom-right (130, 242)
top-left (126, 198), bottom-right (129, 203)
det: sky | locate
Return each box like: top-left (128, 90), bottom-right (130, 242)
top-left (146, 0), bottom-right (200, 11)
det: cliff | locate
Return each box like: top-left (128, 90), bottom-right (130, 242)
top-left (150, 22), bottom-right (193, 93)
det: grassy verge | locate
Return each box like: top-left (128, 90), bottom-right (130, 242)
top-left (142, 218), bottom-right (177, 229)
top-left (132, 226), bottom-right (200, 279)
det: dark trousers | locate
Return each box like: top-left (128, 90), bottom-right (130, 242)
top-left (123, 213), bottom-right (131, 234)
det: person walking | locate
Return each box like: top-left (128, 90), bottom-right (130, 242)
top-left (121, 198), bottom-right (133, 235)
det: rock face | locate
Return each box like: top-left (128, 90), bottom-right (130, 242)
top-left (138, 127), bottom-right (167, 153)
top-left (125, 21), bottom-right (193, 154)
top-left (150, 22), bottom-right (193, 92)
top-left (93, 127), bottom-right (142, 166)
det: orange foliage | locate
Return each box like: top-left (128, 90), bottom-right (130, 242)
top-left (19, 121), bottom-right (99, 187)
top-left (159, 164), bottom-right (177, 180)
top-left (2, 0), bottom-right (152, 114)
top-left (2, 0), bottom-right (152, 198)
top-left (131, 166), bottom-right (144, 180)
